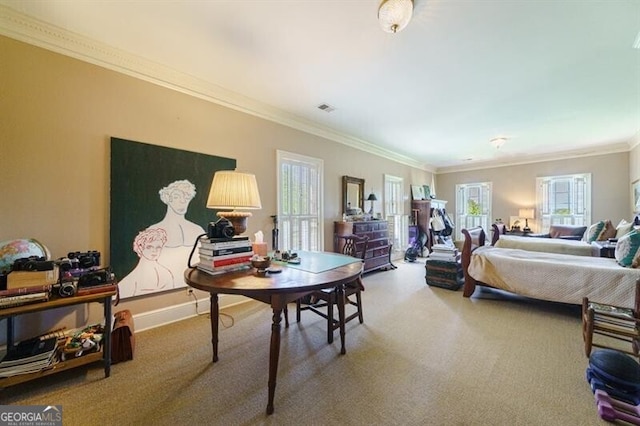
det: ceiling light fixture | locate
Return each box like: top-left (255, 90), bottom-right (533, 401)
top-left (490, 137), bottom-right (508, 149)
top-left (378, 0), bottom-right (414, 34)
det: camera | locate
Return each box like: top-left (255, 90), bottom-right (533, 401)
top-left (68, 251), bottom-right (101, 269)
top-left (78, 268), bottom-right (113, 288)
top-left (58, 280), bottom-right (77, 297)
top-left (207, 218), bottom-right (235, 239)
top-left (12, 256), bottom-right (54, 272)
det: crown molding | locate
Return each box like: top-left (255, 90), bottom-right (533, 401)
top-left (436, 142), bottom-right (632, 174)
top-left (0, 5), bottom-right (426, 171)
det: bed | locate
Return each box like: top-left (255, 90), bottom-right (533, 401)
top-left (461, 227), bottom-right (639, 308)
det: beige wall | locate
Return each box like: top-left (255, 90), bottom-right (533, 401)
top-left (436, 152), bottom-right (631, 237)
top-left (0, 36), bottom-right (431, 339)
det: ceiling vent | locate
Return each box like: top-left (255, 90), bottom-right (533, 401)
top-left (317, 103), bottom-right (335, 113)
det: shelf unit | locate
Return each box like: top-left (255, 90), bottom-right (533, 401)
top-left (0, 290), bottom-right (115, 388)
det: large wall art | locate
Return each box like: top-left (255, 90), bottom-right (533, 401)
top-left (110, 138), bottom-right (235, 298)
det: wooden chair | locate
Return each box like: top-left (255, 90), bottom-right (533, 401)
top-left (296, 234), bottom-right (368, 344)
top-left (582, 278), bottom-right (640, 359)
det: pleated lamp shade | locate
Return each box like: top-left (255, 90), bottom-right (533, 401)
top-left (206, 171), bottom-right (262, 235)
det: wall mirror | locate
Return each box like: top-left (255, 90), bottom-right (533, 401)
top-left (343, 175), bottom-right (365, 215)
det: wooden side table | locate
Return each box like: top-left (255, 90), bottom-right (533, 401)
top-left (591, 241), bottom-right (616, 258)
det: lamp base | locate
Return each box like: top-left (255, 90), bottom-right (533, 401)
top-left (217, 211), bottom-right (252, 235)
top-left (523, 219), bottom-right (531, 233)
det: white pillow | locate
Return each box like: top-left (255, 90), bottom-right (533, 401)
top-left (615, 219), bottom-right (634, 239)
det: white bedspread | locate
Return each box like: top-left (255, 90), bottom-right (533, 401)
top-left (495, 235), bottom-right (594, 256)
top-left (468, 246), bottom-right (639, 308)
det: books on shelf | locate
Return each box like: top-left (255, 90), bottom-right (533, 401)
top-left (6, 268), bottom-right (58, 290)
top-left (0, 336), bottom-right (59, 377)
top-left (0, 291), bottom-right (50, 308)
top-left (76, 282), bottom-right (118, 297)
top-left (0, 284), bottom-right (51, 298)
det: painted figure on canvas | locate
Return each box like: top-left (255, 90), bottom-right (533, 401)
top-left (147, 179), bottom-right (205, 289)
top-left (118, 228), bottom-right (175, 298)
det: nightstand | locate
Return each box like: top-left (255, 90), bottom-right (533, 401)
top-left (591, 241), bottom-right (616, 258)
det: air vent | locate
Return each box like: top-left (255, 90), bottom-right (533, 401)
top-left (317, 103), bottom-right (335, 113)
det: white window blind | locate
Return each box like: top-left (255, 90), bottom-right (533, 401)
top-left (536, 173), bottom-right (591, 232)
top-left (277, 150), bottom-right (323, 252)
top-left (384, 174), bottom-right (407, 252)
top-left (455, 182), bottom-right (492, 241)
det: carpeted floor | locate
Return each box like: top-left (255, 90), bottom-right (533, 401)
top-left (1, 260), bottom-right (612, 425)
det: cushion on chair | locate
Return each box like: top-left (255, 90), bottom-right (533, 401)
top-left (615, 229), bottom-right (640, 267)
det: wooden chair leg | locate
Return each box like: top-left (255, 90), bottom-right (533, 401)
top-left (296, 300), bottom-right (301, 323)
top-left (584, 308), bottom-right (594, 358)
top-left (283, 305), bottom-right (289, 328)
top-left (327, 293), bottom-right (334, 344)
top-left (356, 290), bottom-right (364, 323)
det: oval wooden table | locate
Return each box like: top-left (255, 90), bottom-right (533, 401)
top-left (183, 252), bottom-right (363, 415)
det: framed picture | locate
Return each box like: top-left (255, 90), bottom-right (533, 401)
top-left (633, 179), bottom-right (640, 213)
top-left (411, 185), bottom-right (425, 200)
top-left (423, 185), bottom-right (431, 199)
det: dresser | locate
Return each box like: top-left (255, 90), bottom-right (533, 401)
top-left (334, 220), bottom-right (391, 273)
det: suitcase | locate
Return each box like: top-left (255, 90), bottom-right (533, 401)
top-left (425, 259), bottom-right (464, 290)
top-left (111, 309), bottom-right (135, 363)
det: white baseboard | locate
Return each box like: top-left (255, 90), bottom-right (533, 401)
top-left (133, 295), bottom-right (250, 333)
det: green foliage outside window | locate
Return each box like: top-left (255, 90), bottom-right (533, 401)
top-left (468, 199), bottom-right (481, 215)
top-left (554, 208), bottom-right (571, 215)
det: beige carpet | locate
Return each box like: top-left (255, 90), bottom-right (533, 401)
top-left (1, 261), bottom-right (613, 425)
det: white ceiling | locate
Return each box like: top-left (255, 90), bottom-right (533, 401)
top-left (1, 0), bottom-right (639, 172)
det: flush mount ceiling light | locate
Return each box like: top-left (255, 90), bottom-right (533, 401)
top-left (490, 137), bottom-right (508, 149)
top-left (378, 0), bottom-right (414, 34)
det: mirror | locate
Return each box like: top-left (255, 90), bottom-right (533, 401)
top-left (342, 176), bottom-right (365, 215)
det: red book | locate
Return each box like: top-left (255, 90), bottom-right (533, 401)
top-left (0, 284), bottom-right (51, 297)
top-left (212, 255), bottom-right (253, 267)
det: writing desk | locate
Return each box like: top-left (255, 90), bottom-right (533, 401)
top-left (183, 251), bottom-right (363, 415)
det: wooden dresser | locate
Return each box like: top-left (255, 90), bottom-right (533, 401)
top-left (334, 220), bottom-right (391, 273)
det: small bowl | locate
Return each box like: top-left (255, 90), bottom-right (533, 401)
top-left (251, 256), bottom-right (271, 275)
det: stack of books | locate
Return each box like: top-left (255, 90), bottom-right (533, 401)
top-left (0, 336), bottom-right (59, 377)
top-left (197, 236), bottom-right (254, 275)
top-left (428, 243), bottom-right (460, 262)
top-left (0, 284), bottom-right (51, 309)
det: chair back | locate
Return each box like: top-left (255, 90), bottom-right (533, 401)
top-left (335, 234), bottom-right (369, 260)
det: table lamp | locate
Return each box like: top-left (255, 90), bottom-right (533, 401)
top-left (367, 193), bottom-right (377, 215)
top-left (519, 208), bottom-right (535, 233)
top-left (206, 170), bottom-right (262, 236)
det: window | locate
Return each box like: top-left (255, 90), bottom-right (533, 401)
top-left (536, 173), bottom-right (591, 232)
top-left (455, 182), bottom-right (492, 241)
top-left (277, 150), bottom-right (323, 251)
top-left (384, 174), bottom-right (408, 251)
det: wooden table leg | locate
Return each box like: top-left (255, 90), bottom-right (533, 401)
top-left (336, 285), bottom-right (347, 355)
top-left (267, 307), bottom-right (283, 415)
top-left (103, 295), bottom-right (112, 377)
top-left (210, 293), bottom-right (219, 363)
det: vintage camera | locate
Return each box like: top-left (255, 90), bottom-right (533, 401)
top-left (207, 218), bottom-right (235, 239)
top-left (58, 280), bottom-right (78, 297)
top-left (67, 251), bottom-right (101, 269)
top-left (12, 256), bottom-right (54, 272)
top-left (78, 268), bottom-right (113, 288)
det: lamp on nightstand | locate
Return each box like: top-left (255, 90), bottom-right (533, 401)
top-left (519, 208), bottom-right (535, 233)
